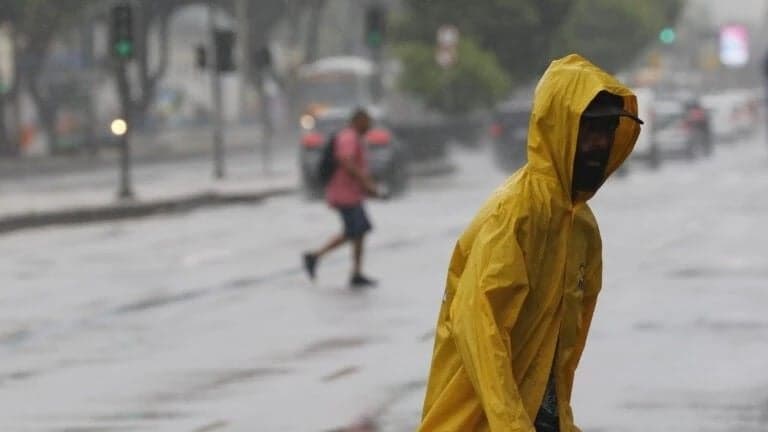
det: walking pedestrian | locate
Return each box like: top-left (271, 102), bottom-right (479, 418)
top-left (418, 54), bottom-right (644, 432)
top-left (303, 108), bottom-right (379, 288)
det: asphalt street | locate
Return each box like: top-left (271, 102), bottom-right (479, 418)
top-left (2, 133), bottom-right (768, 431)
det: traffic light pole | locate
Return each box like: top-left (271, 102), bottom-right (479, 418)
top-left (208, 1), bottom-right (226, 180)
top-left (110, 2), bottom-right (136, 200)
top-left (236, 0), bottom-right (251, 122)
top-left (115, 60), bottom-right (135, 200)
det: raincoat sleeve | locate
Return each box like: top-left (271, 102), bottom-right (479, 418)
top-left (450, 213), bottom-right (533, 431)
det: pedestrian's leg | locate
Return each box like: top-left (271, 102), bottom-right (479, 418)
top-left (303, 234), bottom-right (347, 281)
top-left (349, 235), bottom-right (376, 287)
top-left (316, 234), bottom-right (348, 258)
top-left (352, 235), bottom-right (364, 277)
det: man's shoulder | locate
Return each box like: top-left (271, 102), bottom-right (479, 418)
top-left (491, 176), bottom-right (541, 218)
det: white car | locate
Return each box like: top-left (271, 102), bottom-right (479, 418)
top-left (630, 87), bottom-right (659, 168)
top-left (701, 90), bottom-right (759, 143)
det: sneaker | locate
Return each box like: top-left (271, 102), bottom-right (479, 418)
top-left (350, 273), bottom-right (377, 288)
top-left (303, 253), bottom-right (317, 281)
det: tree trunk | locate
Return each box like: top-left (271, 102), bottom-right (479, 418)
top-left (131, 4), bottom-right (172, 129)
top-left (0, 98), bottom-right (11, 156)
top-left (81, 18), bottom-right (98, 155)
top-left (305, 0), bottom-right (326, 63)
top-left (0, 27), bottom-right (24, 156)
top-left (29, 90), bottom-right (58, 155)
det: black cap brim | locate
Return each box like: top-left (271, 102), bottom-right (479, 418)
top-left (582, 106), bottom-right (644, 125)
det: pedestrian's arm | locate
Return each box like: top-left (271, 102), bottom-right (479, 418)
top-left (450, 216), bottom-right (534, 432)
top-left (338, 156), bottom-right (378, 196)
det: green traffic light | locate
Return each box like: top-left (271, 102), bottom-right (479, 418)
top-left (114, 40), bottom-right (134, 58)
top-left (659, 28), bottom-right (676, 44)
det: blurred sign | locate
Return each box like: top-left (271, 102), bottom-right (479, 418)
top-left (437, 25), bottom-right (459, 48)
top-left (436, 25), bottom-right (459, 69)
top-left (719, 24), bottom-right (749, 68)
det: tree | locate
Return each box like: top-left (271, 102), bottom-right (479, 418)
top-left (0, 0), bottom-right (98, 154)
top-left (396, 0), bottom-right (684, 85)
top-left (395, 39), bottom-right (510, 115)
top-left (550, 0), bottom-right (685, 73)
top-left (396, 0), bottom-right (573, 84)
top-left (0, 0), bottom-right (290, 156)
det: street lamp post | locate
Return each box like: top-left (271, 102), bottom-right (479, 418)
top-left (208, 1), bottom-right (226, 180)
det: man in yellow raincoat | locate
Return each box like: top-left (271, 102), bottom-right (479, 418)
top-left (418, 54), bottom-right (643, 432)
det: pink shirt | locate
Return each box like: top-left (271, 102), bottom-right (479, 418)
top-left (325, 127), bottom-right (368, 207)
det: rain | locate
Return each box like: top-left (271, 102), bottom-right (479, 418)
top-left (1, 1), bottom-right (768, 431)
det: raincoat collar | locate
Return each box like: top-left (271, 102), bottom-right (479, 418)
top-left (526, 54), bottom-right (641, 204)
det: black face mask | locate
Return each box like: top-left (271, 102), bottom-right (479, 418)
top-left (572, 148), bottom-right (610, 194)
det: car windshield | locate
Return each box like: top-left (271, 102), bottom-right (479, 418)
top-left (299, 76), bottom-right (371, 108)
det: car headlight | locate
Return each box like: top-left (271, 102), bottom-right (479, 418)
top-left (300, 115), bottom-right (316, 131)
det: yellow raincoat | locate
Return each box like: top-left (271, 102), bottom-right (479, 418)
top-left (419, 54), bottom-right (641, 432)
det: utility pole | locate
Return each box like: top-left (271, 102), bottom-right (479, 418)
top-left (208, 1), bottom-right (226, 179)
top-left (256, 62), bottom-right (273, 175)
top-left (115, 66), bottom-right (134, 200)
top-left (237, 0), bottom-right (251, 123)
top-left (111, 2), bottom-right (136, 200)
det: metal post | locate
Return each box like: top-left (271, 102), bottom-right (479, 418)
top-left (237, 0), bottom-right (251, 123)
top-left (256, 69), bottom-right (272, 175)
top-left (208, 1), bottom-right (226, 179)
top-left (116, 61), bottom-right (134, 200)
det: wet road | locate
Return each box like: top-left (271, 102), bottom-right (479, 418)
top-left (2, 136), bottom-right (768, 431)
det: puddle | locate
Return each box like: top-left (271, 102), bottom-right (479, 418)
top-left (670, 267), bottom-right (768, 279)
top-left (152, 367), bottom-right (291, 402)
top-left (322, 365), bottom-right (361, 382)
top-left (297, 336), bottom-right (372, 359)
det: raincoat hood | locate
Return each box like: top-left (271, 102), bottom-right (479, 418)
top-left (527, 54), bottom-right (641, 202)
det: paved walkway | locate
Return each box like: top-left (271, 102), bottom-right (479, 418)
top-left (0, 126), bottom-right (300, 233)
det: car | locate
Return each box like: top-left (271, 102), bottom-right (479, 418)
top-left (630, 87), bottom-right (660, 168)
top-left (681, 95), bottom-right (713, 157)
top-left (488, 99), bottom-right (531, 172)
top-left (653, 94), bottom-right (712, 160)
top-left (701, 90), bottom-right (758, 143)
top-left (299, 112), bottom-right (409, 199)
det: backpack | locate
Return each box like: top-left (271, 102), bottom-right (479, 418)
top-left (317, 132), bottom-right (338, 186)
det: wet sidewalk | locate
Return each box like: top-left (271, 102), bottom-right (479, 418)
top-left (0, 127), bottom-right (299, 234)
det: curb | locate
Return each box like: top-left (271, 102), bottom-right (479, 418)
top-left (0, 186), bottom-right (296, 235)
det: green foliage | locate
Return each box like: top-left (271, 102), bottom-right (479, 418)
top-left (395, 0), bottom-right (573, 84)
top-left (395, 0), bottom-right (684, 87)
top-left (550, 0), bottom-right (684, 73)
top-left (395, 39), bottom-right (511, 115)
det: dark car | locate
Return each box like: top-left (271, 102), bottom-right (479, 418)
top-left (299, 113), bottom-right (409, 199)
top-left (489, 99), bottom-right (531, 172)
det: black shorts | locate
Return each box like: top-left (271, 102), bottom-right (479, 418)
top-left (336, 204), bottom-right (372, 239)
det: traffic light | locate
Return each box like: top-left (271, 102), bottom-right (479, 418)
top-left (195, 44), bottom-right (207, 69)
top-left (110, 3), bottom-right (135, 60)
top-left (214, 30), bottom-right (236, 72)
top-left (364, 6), bottom-right (386, 49)
top-left (659, 27), bottom-right (676, 45)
